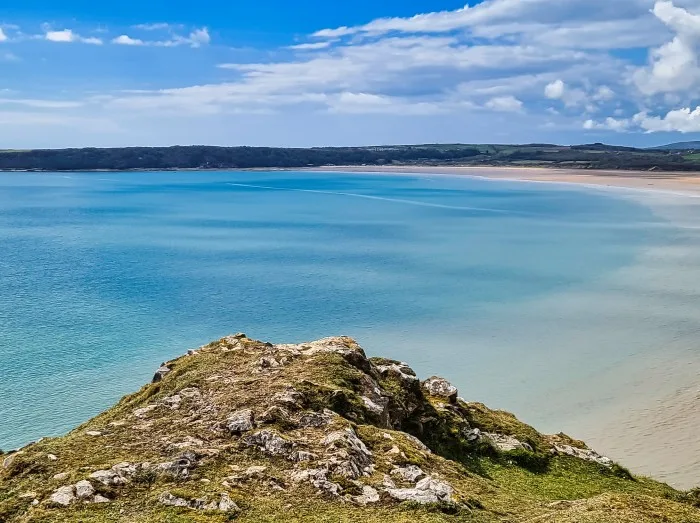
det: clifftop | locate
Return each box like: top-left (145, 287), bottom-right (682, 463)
top-left (1, 334), bottom-right (699, 522)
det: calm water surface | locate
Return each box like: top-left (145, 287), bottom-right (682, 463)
top-left (0, 171), bottom-right (690, 465)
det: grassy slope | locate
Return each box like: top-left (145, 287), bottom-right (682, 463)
top-left (1, 335), bottom-right (698, 523)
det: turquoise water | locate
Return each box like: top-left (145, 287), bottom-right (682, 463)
top-left (0, 171), bottom-right (668, 451)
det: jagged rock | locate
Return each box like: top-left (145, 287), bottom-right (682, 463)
top-left (272, 389), bottom-right (305, 410)
top-left (290, 468), bottom-right (342, 496)
top-left (466, 428), bottom-right (482, 442)
top-left (159, 491), bottom-right (189, 508)
top-left (386, 476), bottom-right (453, 504)
top-left (297, 410), bottom-right (333, 428)
top-left (90, 469), bottom-right (128, 486)
top-left (259, 406), bottom-right (291, 425)
top-left (322, 428), bottom-right (373, 479)
top-left (227, 409), bottom-right (255, 435)
top-left (49, 486), bottom-right (76, 506)
top-left (2, 452), bottom-right (21, 470)
top-left (217, 493), bottom-right (240, 512)
top-left (422, 377), bottom-right (458, 403)
top-left (152, 364), bottom-right (171, 383)
top-left (179, 387), bottom-right (201, 399)
top-left (75, 480), bottom-right (95, 499)
top-left (244, 430), bottom-right (293, 457)
top-left (93, 494), bottom-right (111, 503)
top-left (483, 433), bottom-right (533, 452)
top-left (554, 445), bottom-right (613, 466)
top-left (391, 465), bottom-right (426, 483)
top-left (295, 337), bottom-right (373, 374)
top-left (293, 450), bottom-right (319, 462)
top-left (257, 356), bottom-right (281, 369)
top-left (351, 485), bottom-right (380, 505)
top-left (161, 395), bottom-right (182, 409)
top-left (132, 404), bottom-right (159, 418)
top-left (375, 361), bottom-right (419, 384)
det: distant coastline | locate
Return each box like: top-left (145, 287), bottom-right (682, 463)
top-left (303, 165), bottom-right (700, 196)
top-left (2, 142), bottom-right (700, 173)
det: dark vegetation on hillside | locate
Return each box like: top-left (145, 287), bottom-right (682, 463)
top-left (2, 143), bottom-right (700, 171)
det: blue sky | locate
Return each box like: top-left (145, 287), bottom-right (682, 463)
top-left (1, 0), bottom-right (700, 148)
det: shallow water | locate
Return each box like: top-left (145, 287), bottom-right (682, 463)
top-left (1, 171), bottom-right (698, 487)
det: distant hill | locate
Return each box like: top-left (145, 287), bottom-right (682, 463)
top-left (0, 143), bottom-right (699, 171)
top-left (651, 141), bottom-right (700, 150)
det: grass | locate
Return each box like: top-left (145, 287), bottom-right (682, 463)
top-left (1, 334), bottom-right (699, 523)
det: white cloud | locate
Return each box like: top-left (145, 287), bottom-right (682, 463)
top-left (544, 79), bottom-right (566, 99)
top-left (289, 41), bottom-right (334, 50)
top-left (636, 106), bottom-right (700, 132)
top-left (583, 117), bottom-right (631, 132)
top-left (112, 35), bottom-right (145, 46)
top-left (45, 29), bottom-right (103, 45)
top-left (0, 28), bottom-right (7, 42)
top-left (634, 1), bottom-right (700, 95)
top-left (133, 23), bottom-right (174, 31)
top-left (484, 95), bottom-right (523, 112)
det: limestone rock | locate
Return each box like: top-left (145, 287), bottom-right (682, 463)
top-left (227, 409), bottom-right (255, 435)
top-left (93, 494), bottom-right (111, 503)
top-left (152, 363), bottom-right (171, 383)
top-left (159, 491), bottom-right (189, 508)
top-left (297, 410), bottom-right (333, 428)
top-left (49, 486), bottom-right (76, 507)
top-left (386, 476), bottom-right (453, 504)
top-left (483, 433), bottom-right (533, 452)
top-left (391, 465), bottom-right (426, 483)
top-left (421, 376), bottom-right (458, 402)
top-left (322, 428), bottom-right (373, 479)
top-left (75, 480), bottom-right (95, 499)
top-left (259, 406), bottom-right (291, 425)
top-left (554, 445), bottom-right (613, 466)
top-left (351, 485), bottom-right (380, 505)
top-left (244, 430), bottom-right (293, 457)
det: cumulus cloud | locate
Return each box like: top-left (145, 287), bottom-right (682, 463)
top-left (45, 29), bottom-right (103, 45)
top-left (112, 35), bottom-right (145, 46)
top-left (634, 1), bottom-right (700, 95)
top-left (636, 106), bottom-right (700, 132)
top-left (544, 80), bottom-right (566, 100)
top-left (7, 0), bottom-right (700, 142)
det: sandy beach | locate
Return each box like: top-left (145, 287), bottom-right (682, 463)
top-left (307, 165), bottom-right (700, 490)
top-left (308, 165), bottom-right (700, 196)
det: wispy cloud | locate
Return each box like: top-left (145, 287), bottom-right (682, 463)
top-left (0, 28), bottom-right (7, 42)
top-left (132, 23), bottom-right (176, 31)
top-left (111, 27), bottom-right (210, 48)
top-left (44, 29), bottom-right (103, 45)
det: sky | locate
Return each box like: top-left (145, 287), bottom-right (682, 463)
top-left (2, 0), bottom-right (700, 148)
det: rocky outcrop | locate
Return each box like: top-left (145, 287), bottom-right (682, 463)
top-left (1, 334), bottom-right (690, 523)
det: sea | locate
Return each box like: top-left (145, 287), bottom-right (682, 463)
top-left (1, 170), bottom-right (699, 487)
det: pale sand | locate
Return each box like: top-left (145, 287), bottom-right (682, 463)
top-left (306, 165), bottom-right (700, 195)
top-left (306, 165), bottom-right (700, 489)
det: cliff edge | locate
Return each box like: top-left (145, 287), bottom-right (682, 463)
top-left (1, 334), bottom-right (699, 522)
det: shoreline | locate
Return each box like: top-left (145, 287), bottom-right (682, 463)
top-left (303, 165), bottom-right (700, 196)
